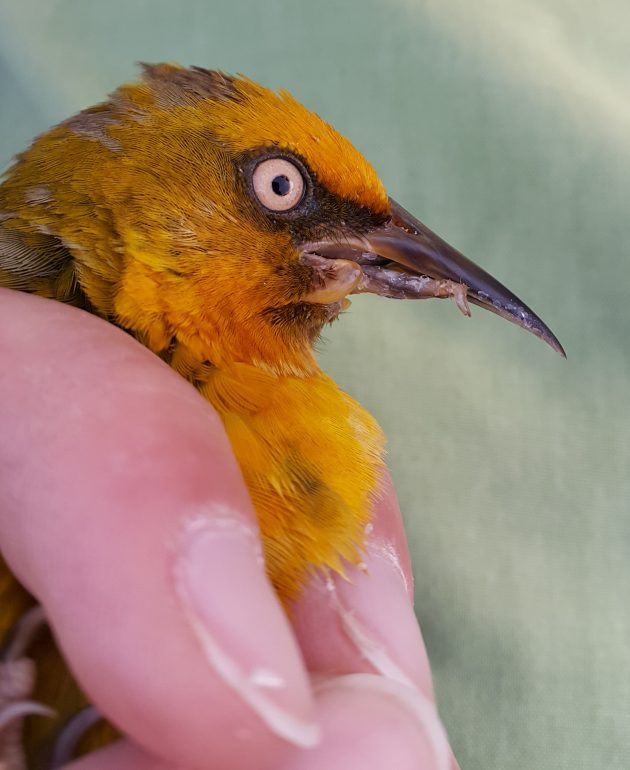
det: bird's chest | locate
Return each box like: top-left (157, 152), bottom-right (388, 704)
top-left (198, 365), bottom-right (386, 598)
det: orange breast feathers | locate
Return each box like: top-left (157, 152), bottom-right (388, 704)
top-left (203, 364), bottom-right (385, 598)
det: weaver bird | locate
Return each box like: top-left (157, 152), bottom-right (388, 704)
top-left (0, 64), bottom-right (563, 766)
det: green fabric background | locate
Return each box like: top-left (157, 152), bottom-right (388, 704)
top-left (1, 1), bottom-right (628, 767)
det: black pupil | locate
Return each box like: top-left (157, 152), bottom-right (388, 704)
top-left (271, 174), bottom-right (292, 196)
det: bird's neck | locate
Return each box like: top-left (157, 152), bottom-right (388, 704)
top-left (189, 356), bottom-right (387, 597)
top-left (154, 317), bottom-right (320, 381)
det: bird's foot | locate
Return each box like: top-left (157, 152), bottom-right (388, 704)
top-left (49, 705), bottom-right (103, 770)
top-left (0, 606), bottom-right (55, 769)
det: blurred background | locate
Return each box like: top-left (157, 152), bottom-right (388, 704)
top-left (1, 1), bottom-right (628, 767)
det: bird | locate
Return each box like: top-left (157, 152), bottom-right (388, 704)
top-left (0, 63), bottom-right (564, 766)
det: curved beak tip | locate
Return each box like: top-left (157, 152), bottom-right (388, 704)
top-left (538, 329), bottom-right (567, 358)
top-left (381, 198), bottom-right (566, 358)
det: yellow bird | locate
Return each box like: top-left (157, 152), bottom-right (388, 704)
top-left (0, 63), bottom-right (563, 764)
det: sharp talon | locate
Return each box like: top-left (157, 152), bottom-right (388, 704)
top-left (0, 700), bottom-right (56, 731)
top-left (49, 705), bottom-right (102, 769)
top-left (2, 605), bottom-right (47, 663)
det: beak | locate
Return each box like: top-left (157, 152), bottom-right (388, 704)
top-left (301, 197), bottom-right (565, 357)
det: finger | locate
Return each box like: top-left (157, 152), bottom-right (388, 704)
top-left (61, 674), bottom-right (458, 770)
top-left (283, 674), bottom-right (452, 770)
top-left (291, 472), bottom-right (434, 695)
top-left (290, 477), bottom-right (458, 769)
top-left (61, 741), bottom-right (174, 770)
top-left (0, 290), bottom-right (318, 769)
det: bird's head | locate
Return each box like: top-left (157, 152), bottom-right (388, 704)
top-left (0, 64), bottom-right (563, 376)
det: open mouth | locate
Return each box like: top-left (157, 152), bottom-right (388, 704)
top-left (301, 249), bottom-right (472, 316)
top-left (299, 198), bottom-right (565, 357)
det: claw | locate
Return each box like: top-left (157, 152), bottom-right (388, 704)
top-left (49, 705), bottom-right (102, 770)
top-left (0, 700), bottom-right (55, 731)
top-left (0, 606), bottom-right (54, 770)
top-left (2, 605), bottom-right (46, 663)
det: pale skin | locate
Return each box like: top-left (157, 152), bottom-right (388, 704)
top-left (0, 289), bottom-right (459, 770)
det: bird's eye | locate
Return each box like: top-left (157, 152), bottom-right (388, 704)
top-left (252, 157), bottom-right (306, 212)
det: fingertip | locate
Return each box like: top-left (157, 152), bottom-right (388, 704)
top-left (172, 509), bottom-right (320, 750)
top-left (291, 549), bottom-right (432, 695)
top-left (368, 471), bottom-right (414, 589)
top-left (291, 471), bottom-right (431, 694)
top-left (281, 674), bottom-right (452, 770)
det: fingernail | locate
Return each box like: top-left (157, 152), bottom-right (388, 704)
top-left (288, 674), bottom-right (452, 770)
top-left (332, 545), bottom-right (433, 695)
top-left (174, 510), bottom-right (320, 748)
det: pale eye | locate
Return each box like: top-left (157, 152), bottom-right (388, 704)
top-left (252, 157), bottom-right (305, 212)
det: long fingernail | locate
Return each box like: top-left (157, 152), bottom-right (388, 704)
top-left (174, 510), bottom-right (320, 748)
top-left (332, 545), bottom-right (434, 696)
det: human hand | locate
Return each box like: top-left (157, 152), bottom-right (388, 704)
top-left (0, 289), bottom-right (458, 770)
